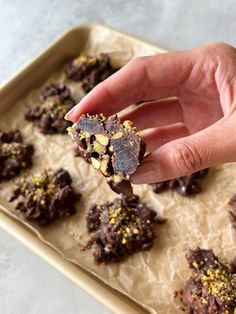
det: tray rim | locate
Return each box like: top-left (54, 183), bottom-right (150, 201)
top-left (0, 23), bottom-right (168, 314)
top-left (0, 23), bottom-right (167, 89)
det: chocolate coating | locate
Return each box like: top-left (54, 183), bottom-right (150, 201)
top-left (65, 53), bottom-right (118, 93)
top-left (151, 169), bottom-right (209, 197)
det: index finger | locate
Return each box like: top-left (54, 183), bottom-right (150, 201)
top-left (65, 51), bottom-right (193, 123)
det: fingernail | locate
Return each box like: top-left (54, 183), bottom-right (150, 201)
top-left (64, 105), bottom-right (78, 120)
top-left (65, 92), bottom-right (92, 121)
top-left (131, 160), bottom-right (160, 184)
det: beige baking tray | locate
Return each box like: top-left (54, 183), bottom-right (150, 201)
top-left (0, 24), bottom-right (167, 314)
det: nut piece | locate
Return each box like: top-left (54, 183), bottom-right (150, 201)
top-left (91, 157), bottom-right (101, 169)
top-left (112, 132), bottom-right (123, 139)
top-left (100, 159), bottom-right (110, 176)
top-left (95, 134), bottom-right (109, 146)
top-left (123, 120), bottom-right (133, 129)
top-left (93, 142), bottom-right (104, 154)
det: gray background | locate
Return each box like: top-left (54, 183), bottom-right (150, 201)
top-left (0, 0), bottom-right (236, 313)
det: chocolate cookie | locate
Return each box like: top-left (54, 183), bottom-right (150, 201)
top-left (68, 114), bottom-right (146, 196)
top-left (25, 83), bottom-right (76, 134)
top-left (150, 169), bottom-right (209, 197)
top-left (65, 53), bottom-right (118, 93)
top-left (9, 168), bottom-right (80, 225)
top-left (0, 130), bottom-right (34, 182)
top-left (182, 248), bottom-right (236, 313)
top-left (86, 195), bottom-right (166, 264)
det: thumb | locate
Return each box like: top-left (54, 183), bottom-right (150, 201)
top-left (131, 114), bottom-right (236, 184)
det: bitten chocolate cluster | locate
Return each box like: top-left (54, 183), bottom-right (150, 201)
top-left (86, 195), bottom-right (166, 264)
top-left (25, 83), bottom-right (76, 134)
top-left (69, 114), bottom-right (146, 196)
top-left (10, 168), bottom-right (80, 225)
top-left (0, 130), bottom-right (34, 182)
top-left (150, 169), bottom-right (209, 197)
top-left (65, 53), bottom-right (118, 93)
top-left (182, 248), bottom-right (236, 313)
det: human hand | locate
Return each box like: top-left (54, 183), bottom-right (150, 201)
top-left (65, 43), bottom-right (236, 184)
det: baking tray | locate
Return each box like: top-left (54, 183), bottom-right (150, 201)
top-left (0, 24), bottom-right (167, 314)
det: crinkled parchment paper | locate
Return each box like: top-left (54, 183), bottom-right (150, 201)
top-left (1, 30), bottom-right (236, 314)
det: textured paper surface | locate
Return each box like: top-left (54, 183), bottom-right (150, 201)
top-left (0, 29), bottom-right (236, 314)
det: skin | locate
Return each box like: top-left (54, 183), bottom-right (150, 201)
top-left (65, 42), bottom-right (236, 184)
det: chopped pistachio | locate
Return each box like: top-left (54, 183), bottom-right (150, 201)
top-left (123, 120), bottom-right (133, 129)
top-left (73, 55), bottom-right (97, 66)
top-left (87, 144), bottom-right (92, 153)
top-left (91, 157), bottom-right (101, 169)
top-left (83, 130), bottom-right (90, 138)
top-left (100, 159), bottom-right (109, 176)
top-left (67, 126), bottom-right (73, 136)
top-left (113, 174), bottom-right (122, 183)
top-left (110, 217), bottom-right (116, 224)
top-left (93, 141), bottom-right (104, 154)
top-left (95, 134), bottom-right (109, 146)
top-left (112, 132), bottom-right (123, 139)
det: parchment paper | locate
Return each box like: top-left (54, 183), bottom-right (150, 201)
top-left (1, 30), bottom-right (236, 314)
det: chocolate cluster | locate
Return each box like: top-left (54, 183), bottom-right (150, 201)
top-left (65, 53), bottom-right (118, 93)
top-left (69, 114), bottom-right (146, 196)
top-left (10, 168), bottom-right (80, 225)
top-left (86, 195), bottom-right (166, 264)
top-left (0, 130), bottom-right (34, 182)
top-left (25, 83), bottom-right (76, 134)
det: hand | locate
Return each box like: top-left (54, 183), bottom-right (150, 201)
top-left (65, 42), bottom-right (236, 184)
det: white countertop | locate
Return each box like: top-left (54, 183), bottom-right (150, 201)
top-left (1, 1), bottom-right (236, 313)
